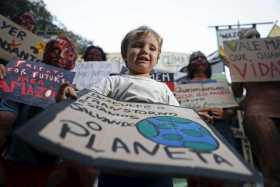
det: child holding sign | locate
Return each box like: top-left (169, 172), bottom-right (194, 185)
top-left (58, 26), bottom-right (179, 187)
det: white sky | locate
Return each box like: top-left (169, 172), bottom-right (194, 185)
top-left (43, 0), bottom-right (279, 55)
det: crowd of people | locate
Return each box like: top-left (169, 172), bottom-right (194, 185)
top-left (0, 11), bottom-right (279, 187)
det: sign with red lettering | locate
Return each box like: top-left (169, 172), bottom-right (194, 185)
top-left (175, 81), bottom-right (238, 110)
top-left (15, 90), bottom-right (261, 183)
top-left (0, 60), bottom-right (75, 108)
top-left (224, 37), bottom-right (280, 82)
top-left (0, 14), bottom-right (45, 62)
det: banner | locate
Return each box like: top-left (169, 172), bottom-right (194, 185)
top-left (72, 61), bottom-right (123, 89)
top-left (15, 90), bottom-right (260, 183)
top-left (175, 81), bottom-right (238, 110)
top-left (224, 37), bottom-right (280, 82)
top-left (0, 60), bottom-right (75, 108)
top-left (150, 72), bottom-right (175, 91)
top-left (0, 14), bottom-right (45, 62)
top-left (216, 28), bottom-right (240, 55)
top-left (107, 52), bottom-right (190, 73)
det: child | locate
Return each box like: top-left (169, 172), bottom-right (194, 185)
top-left (58, 26), bottom-right (179, 187)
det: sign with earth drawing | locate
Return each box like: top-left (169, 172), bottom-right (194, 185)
top-left (15, 90), bottom-right (261, 183)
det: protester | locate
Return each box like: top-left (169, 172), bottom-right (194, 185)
top-left (222, 28), bottom-right (280, 187)
top-left (12, 11), bottom-right (36, 33)
top-left (0, 36), bottom-right (93, 187)
top-left (57, 25), bottom-right (179, 187)
top-left (0, 11), bottom-right (37, 144)
top-left (82, 45), bottom-right (107, 61)
top-left (180, 51), bottom-right (241, 187)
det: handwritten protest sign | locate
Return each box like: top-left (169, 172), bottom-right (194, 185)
top-left (0, 60), bottom-right (75, 108)
top-left (224, 37), bottom-right (280, 82)
top-left (216, 28), bottom-right (240, 55)
top-left (107, 52), bottom-right (190, 73)
top-left (151, 72), bottom-right (175, 91)
top-left (175, 81), bottom-right (238, 110)
top-left (16, 90), bottom-right (260, 182)
top-left (0, 14), bottom-right (45, 62)
top-left (72, 61), bottom-right (123, 89)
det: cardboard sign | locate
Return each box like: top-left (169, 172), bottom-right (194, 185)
top-left (224, 37), bottom-right (280, 82)
top-left (216, 28), bottom-right (240, 55)
top-left (72, 61), bottom-right (123, 89)
top-left (107, 52), bottom-right (190, 73)
top-left (151, 72), bottom-right (175, 91)
top-left (175, 81), bottom-right (238, 110)
top-left (0, 60), bottom-right (75, 108)
top-left (0, 14), bottom-right (45, 62)
top-left (15, 90), bottom-right (260, 183)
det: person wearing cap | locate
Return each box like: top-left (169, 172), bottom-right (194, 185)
top-left (223, 28), bottom-right (280, 187)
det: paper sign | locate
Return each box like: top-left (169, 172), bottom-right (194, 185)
top-left (175, 81), bottom-right (238, 110)
top-left (72, 61), bottom-right (123, 89)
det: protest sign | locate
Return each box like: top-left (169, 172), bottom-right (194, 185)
top-left (16, 90), bottom-right (260, 182)
top-left (216, 28), bottom-right (240, 55)
top-left (150, 72), bottom-right (175, 91)
top-left (224, 37), bottom-right (280, 82)
top-left (72, 61), bottom-right (123, 89)
top-left (175, 81), bottom-right (238, 110)
top-left (0, 60), bottom-right (75, 108)
top-left (107, 52), bottom-right (190, 73)
top-left (0, 14), bottom-right (45, 62)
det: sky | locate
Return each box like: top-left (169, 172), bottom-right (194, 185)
top-left (43, 0), bottom-right (279, 55)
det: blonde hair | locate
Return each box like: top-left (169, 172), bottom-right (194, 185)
top-left (121, 26), bottom-right (163, 60)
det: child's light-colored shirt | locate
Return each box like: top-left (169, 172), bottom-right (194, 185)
top-left (94, 74), bottom-right (179, 106)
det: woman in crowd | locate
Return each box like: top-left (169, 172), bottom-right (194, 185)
top-left (82, 45), bottom-right (107, 62)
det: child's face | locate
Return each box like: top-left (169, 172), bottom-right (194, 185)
top-left (124, 33), bottom-right (160, 76)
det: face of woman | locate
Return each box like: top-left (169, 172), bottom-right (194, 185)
top-left (84, 48), bottom-right (104, 61)
top-left (189, 52), bottom-right (209, 73)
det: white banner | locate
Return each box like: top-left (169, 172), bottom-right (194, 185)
top-left (72, 61), bottom-right (123, 89)
top-left (107, 52), bottom-right (190, 73)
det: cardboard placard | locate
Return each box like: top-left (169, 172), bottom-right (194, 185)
top-left (0, 60), bottom-right (75, 108)
top-left (224, 37), bottom-right (280, 82)
top-left (175, 81), bottom-right (238, 110)
top-left (15, 90), bottom-right (260, 183)
top-left (0, 14), bottom-right (45, 62)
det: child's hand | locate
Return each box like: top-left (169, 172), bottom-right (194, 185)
top-left (0, 64), bottom-right (7, 79)
top-left (198, 110), bottom-right (214, 124)
top-left (56, 83), bottom-right (77, 102)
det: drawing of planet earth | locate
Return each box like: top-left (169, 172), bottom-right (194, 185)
top-left (136, 116), bottom-right (219, 152)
